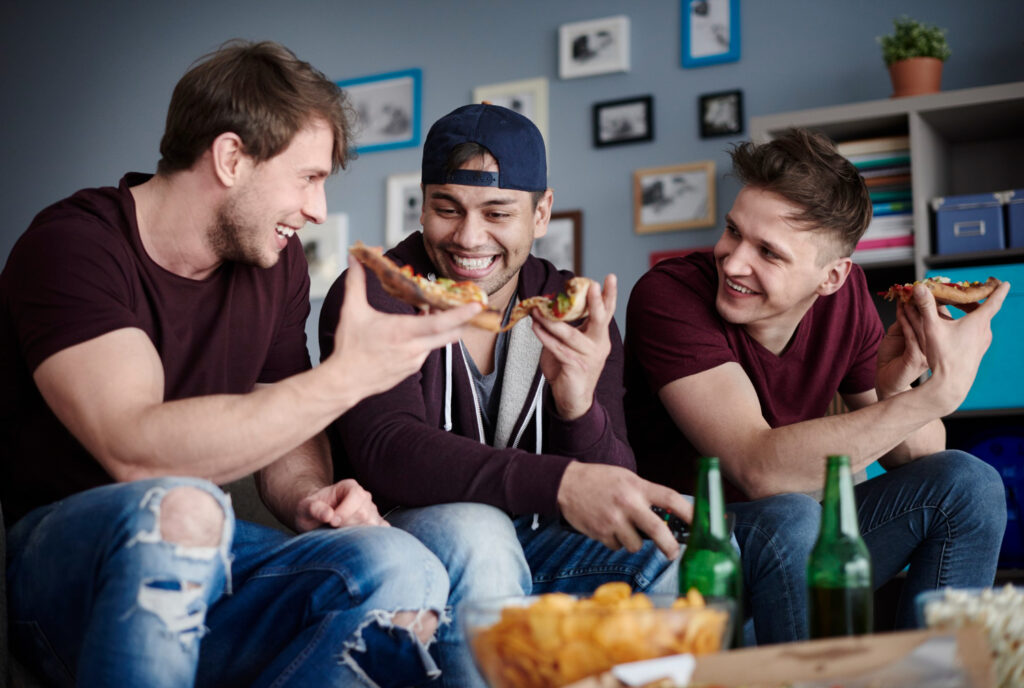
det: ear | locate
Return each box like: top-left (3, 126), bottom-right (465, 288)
top-left (532, 188), bottom-right (554, 239)
top-left (817, 256), bottom-right (853, 296)
top-left (210, 132), bottom-right (249, 188)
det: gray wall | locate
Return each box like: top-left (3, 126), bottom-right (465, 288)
top-left (3, 1), bottom-right (1022, 362)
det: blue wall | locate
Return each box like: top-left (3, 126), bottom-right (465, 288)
top-left (2, 1), bottom-right (1022, 361)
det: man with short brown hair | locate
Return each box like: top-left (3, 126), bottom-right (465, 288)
top-left (2, 40), bottom-right (478, 686)
top-left (625, 128), bottom-right (1010, 643)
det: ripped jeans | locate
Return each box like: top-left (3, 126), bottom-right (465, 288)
top-left (6, 477), bottom-right (449, 687)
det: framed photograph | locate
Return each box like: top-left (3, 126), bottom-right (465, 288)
top-left (336, 68), bottom-right (421, 153)
top-left (592, 95), bottom-right (653, 148)
top-left (301, 212), bottom-right (348, 299)
top-left (385, 171), bottom-right (422, 248)
top-left (682, 0), bottom-right (741, 68)
top-left (633, 161), bottom-right (716, 234)
top-left (533, 210), bottom-right (582, 274)
top-left (559, 15), bottom-right (630, 79)
top-left (472, 77), bottom-right (549, 150)
top-left (699, 89), bottom-right (744, 138)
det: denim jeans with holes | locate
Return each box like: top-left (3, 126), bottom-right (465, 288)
top-left (7, 477), bottom-right (449, 688)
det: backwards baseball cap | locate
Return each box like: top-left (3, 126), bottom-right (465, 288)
top-left (421, 103), bottom-right (547, 192)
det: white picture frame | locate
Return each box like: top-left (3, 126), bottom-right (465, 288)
top-left (472, 77), bottom-right (549, 155)
top-left (301, 212), bottom-right (348, 299)
top-left (559, 15), bottom-right (631, 79)
top-left (385, 171), bottom-right (423, 248)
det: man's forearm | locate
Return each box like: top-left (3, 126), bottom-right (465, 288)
top-left (256, 433), bottom-right (333, 530)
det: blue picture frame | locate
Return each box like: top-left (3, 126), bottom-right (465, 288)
top-left (336, 68), bottom-right (422, 154)
top-left (681, 0), bottom-right (741, 68)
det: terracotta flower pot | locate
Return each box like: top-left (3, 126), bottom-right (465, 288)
top-left (888, 57), bottom-right (943, 98)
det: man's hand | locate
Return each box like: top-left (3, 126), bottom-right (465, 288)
top-left (904, 280), bottom-right (1010, 414)
top-left (876, 300), bottom-right (930, 399)
top-left (326, 257), bottom-right (482, 400)
top-left (532, 275), bottom-right (617, 421)
top-left (556, 461), bottom-right (693, 559)
top-left (293, 478), bottom-right (388, 532)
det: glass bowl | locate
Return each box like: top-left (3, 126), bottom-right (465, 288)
top-left (460, 590), bottom-right (734, 688)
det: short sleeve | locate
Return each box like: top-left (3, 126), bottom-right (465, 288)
top-left (4, 217), bottom-right (139, 373)
top-left (625, 259), bottom-right (736, 393)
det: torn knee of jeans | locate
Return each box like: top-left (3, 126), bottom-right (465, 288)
top-left (129, 577), bottom-right (209, 649)
top-left (339, 608), bottom-right (444, 687)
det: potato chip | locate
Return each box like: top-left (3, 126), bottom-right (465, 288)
top-left (467, 583), bottom-right (730, 688)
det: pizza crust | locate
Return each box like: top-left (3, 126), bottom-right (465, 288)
top-left (348, 242), bottom-right (503, 331)
top-left (880, 276), bottom-right (1000, 311)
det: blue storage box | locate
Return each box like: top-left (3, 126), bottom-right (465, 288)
top-left (931, 192), bottom-right (1006, 255)
top-left (925, 263), bottom-right (1024, 410)
top-left (966, 431), bottom-right (1024, 568)
top-left (1006, 189), bottom-right (1024, 248)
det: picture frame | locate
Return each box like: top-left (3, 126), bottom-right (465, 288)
top-left (592, 95), bottom-right (654, 148)
top-left (301, 212), bottom-right (348, 299)
top-left (559, 15), bottom-right (631, 79)
top-left (533, 210), bottom-right (583, 274)
top-left (385, 171), bottom-right (422, 248)
top-left (699, 89), bottom-right (744, 138)
top-left (681, 0), bottom-right (741, 68)
top-left (472, 77), bottom-right (549, 151)
top-left (336, 68), bottom-right (421, 153)
top-left (633, 161), bottom-right (716, 234)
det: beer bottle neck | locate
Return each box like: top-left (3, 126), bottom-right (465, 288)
top-left (692, 458), bottom-right (728, 541)
top-left (820, 458), bottom-right (860, 539)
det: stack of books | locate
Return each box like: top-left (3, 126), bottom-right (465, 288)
top-left (837, 135), bottom-right (914, 265)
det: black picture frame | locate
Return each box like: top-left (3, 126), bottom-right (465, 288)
top-left (699, 89), bottom-right (744, 138)
top-left (592, 95), bottom-right (654, 148)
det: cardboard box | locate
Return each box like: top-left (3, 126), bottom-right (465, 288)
top-left (932, 193), bottom-right (1006, 255)
top-left (567, 628), bottom-right (993, 687)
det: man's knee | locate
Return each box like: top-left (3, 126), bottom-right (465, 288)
top-left (159, 486), bottom-right (226, 548)
top-left (393, 609), bottom-right (439, 644)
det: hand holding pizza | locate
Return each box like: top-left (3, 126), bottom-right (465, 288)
top-left (904, 279), bottom-right (1010, 414)
top-left (876, 299), bottom-right (932, 399)
top-left (531, 274), bottom-right (617, 421)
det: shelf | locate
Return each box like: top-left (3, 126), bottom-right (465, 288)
top-left (924, 247), bottom-right (1024, 268)
top-left (947, 408), bottom-right (1024, 420)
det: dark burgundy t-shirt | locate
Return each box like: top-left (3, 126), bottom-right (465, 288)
top-left (623, 251), bottom-right (882, 502)
top-left (0, 174), bottom-right (312, 524)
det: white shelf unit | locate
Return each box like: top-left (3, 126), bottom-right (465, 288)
top-left (750, 81), bottom-right (1024, 280)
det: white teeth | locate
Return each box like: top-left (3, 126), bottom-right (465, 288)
top-left (275, 225), bottom-right (295, 238)
top-left (727, 278), bottom-right (755, 295)
top-left (452, 255), bottom-right (494, 270)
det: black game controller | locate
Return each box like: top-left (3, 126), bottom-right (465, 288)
top-left (647, 505), bottom-right (690, 543)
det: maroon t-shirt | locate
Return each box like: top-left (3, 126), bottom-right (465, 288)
top-left (0, 174), bottom-right (312, 524)
top-left (623, 251), bottom-right (882, 502)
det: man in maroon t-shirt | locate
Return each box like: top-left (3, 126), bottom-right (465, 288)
top-left (625, 128), bottom-right (1011, 642)
top-left (1, 41), bottom-right (481, 687)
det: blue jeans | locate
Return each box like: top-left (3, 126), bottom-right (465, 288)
top-left (388, 503), bottom-right (681, 688)
top-left (7, 477), bottom-right (449, 687)
top-left (730, 449), bottom-right (1006, 643)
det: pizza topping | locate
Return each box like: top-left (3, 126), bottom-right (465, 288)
top-left (878, 275), bottom-right (1000, 311)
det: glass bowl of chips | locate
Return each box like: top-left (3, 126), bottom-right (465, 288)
top-left (461, 582), bottom-right (734, 688)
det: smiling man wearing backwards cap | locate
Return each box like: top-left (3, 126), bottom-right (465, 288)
top-left (319, 104), bottom-right (796, 686)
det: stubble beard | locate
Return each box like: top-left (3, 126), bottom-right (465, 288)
top-left (209, 195), bottom-right (277, 269)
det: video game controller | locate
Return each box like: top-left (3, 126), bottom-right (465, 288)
top-left (647, 505), bottom-right (690, 543)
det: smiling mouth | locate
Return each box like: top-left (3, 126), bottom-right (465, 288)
top-left (725, 278), bottom-right (759, 295)
top-left (450, 254), bottom-right (496, 271)
top-left (275, 224), bottom-right (297, 239)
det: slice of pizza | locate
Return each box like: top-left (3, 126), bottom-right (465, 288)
top-left (348, 242), bottom-right (503, 331)
top-left (502, 277), bottom-right (595, 332)
top-left (878, 275), bottom-right (1000, 312)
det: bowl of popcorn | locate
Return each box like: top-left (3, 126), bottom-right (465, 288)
top-left (461, 582), bottom-right (734, 688)
top-left (918, 585), bottom-right (1024, 688)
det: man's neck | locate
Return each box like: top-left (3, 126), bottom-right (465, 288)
top-left (131, 172), bottom-right (222, 280)
top-left (743, 294), bottom-right (819, 356)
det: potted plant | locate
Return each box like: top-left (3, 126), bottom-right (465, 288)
top-left (877, 16), bottom-right (951, 98)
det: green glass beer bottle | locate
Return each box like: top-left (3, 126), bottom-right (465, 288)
top-left (807, 454), bottom-right (873, 638)
top-left (678, 456), bottom-right (744, 648)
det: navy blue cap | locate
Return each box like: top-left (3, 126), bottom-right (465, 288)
top-left (421, 104), bottom-right (547, 192)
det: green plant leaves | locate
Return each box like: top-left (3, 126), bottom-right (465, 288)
top-left (877, 15), bottom-right (952, 66)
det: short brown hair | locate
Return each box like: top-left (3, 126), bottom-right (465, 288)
top-left (729, 128), bottom-right (871, 258)
top-left (157, 40), bottom-right (355, 175)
